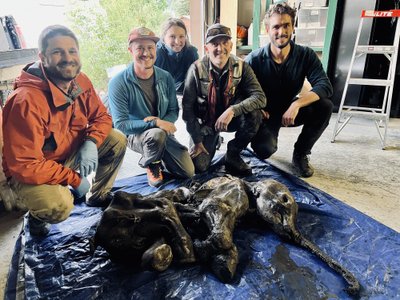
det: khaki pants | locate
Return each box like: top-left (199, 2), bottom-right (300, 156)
top-left (10, 129), bottom-right (127, 223)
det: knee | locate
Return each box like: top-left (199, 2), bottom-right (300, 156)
top-left (108, 128), bottom-right (127, 152)
top-left (145, 128), bottom-right (167, 147)
top-left (183, 164), bottom-right (195, 178)
top-left (109, 128), bottom-right (128, 147)
top-left (251, 140), bottom-right (277, 159)
top-left (319, 98), bottom-right (334, 116)
top-left (42, 194), bottom-right (74, 224)
top-left (193, 153), bottom-right (211, 173)
top-left (242, 110), bottom-right (263, 134)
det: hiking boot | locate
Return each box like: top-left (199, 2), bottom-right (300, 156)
top-left (224, 151), bottom-right (252, 176)
top-left (147, 161), bottom-right (164, 187)
top-left (28, 213), bottom-right (51, 237)
top-left (86, 192), bottom-right (114, 208)
top-left (292, 151), bottom-right (314, 177)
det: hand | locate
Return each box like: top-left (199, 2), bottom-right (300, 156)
top-left (261, 109), bottom-right (270, 120)
top-left (215, 107), bottom-right (234, 132)
top-left (144, 116), bottom-right (159, 122)
top-left (74, 177), bottom-right (90, 198)
top-left (282, 103), bottom-right (299, 127)
top-left (76, 140), bottom-right (98, 177)
top-left (156, 119), bottom-right (177, 135)
top-left (190, 142), bottom-right (209, 158)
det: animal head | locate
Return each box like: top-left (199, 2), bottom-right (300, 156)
top-left (250, 179), bottom-right (299, 239)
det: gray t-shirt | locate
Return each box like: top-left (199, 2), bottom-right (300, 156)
top-left (137, 74), bottom-right (157, 116)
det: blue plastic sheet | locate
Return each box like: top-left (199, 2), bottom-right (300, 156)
top-left (5, 150), bottom-right (400, 299)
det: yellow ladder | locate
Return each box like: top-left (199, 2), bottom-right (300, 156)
top-left (331, 9), bottom-right (400, 149)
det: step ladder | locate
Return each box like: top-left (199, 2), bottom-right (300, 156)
top-left (331, 9), bottom-right (400, 149)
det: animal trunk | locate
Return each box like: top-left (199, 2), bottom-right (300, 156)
top-left (293, 232), bottom-right (360, 295)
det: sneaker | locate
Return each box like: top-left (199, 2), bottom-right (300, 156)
top-left (292, 151), bottom-right (314, 177)
top-left (147, 161), bottom-right (163, 187)
top-left (86, 192), bottom-right (113, 208)
top-left (28, 213), bottom-right (51, 237)
top-left (224, 151), bottom-right (252, 176)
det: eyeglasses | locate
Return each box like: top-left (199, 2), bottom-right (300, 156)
top-left (206, 27), bottom-right (231, 37)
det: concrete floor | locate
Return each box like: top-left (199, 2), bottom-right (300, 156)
top-left (1, 113), bottom-right (399, 297)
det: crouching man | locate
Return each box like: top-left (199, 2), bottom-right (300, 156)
top-left (182, 24), bottom-right (266, 176)
top-left (2, 25), bottom-right (127, 236)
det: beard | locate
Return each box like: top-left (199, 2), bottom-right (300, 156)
top-left (45, 61), bottom-right (81, 82)
top-left (273, 34), bottom-right (291, 49)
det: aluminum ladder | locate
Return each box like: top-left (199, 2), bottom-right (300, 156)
top-left (331, 9), bottom-right (400, 149)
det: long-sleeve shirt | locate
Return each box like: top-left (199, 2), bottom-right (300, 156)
top-left (245, 41), bottom-right (333, 115)
top-left (2, 62), bottom-right (112, 188)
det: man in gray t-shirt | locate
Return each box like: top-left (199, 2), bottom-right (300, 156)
top-left (108, 27), bottom-right (194, 187)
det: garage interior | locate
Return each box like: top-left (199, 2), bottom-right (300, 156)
top-left (1, 0), bottom-right (400, 298)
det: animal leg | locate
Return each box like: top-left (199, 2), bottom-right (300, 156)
top-left (141, 237), bottom-right (173, 272)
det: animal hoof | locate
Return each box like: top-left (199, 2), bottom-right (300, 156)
top-left (142, 243), bottom-right (173, 272)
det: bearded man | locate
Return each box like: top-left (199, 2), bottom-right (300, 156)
top-left (246, 3), bottom-right (333, 178)
top-left (2, 25), bottom-right (127, 236)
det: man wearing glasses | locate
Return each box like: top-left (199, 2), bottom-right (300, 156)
top-left (182, 24), bottom-right (266, 176)
top-left (108, 27), bottom-right (194, 187)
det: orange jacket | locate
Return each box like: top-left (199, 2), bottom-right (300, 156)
top-left (2, 62), bottom-right (112, 189)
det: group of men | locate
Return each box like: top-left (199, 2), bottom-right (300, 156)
top-left (2, 2), bottom-right (333, 236)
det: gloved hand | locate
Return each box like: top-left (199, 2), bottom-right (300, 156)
top-left (74, 176), bottom-right (90, 198)
top-left (76, 140), bottom-right (98, 177)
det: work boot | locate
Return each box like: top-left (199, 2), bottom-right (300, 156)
top-left (292, 151), bottom-right (314, 177)
top-left (86, 192), bottom-right (114, 208)
top-left (28, 213), bottom-right (51, 237)
top-left (147, 161), bottom-right (164, 187)
top-left (224, 151), bottom-right (252, 176)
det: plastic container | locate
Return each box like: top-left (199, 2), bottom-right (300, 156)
top-left (295, 27), bottom-right (326, 47)
top-left (297, 8), bottom-right (328, 28)
top-left (299, 0), bottom-right (328, 7)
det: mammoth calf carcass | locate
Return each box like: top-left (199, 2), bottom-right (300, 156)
top-left (92, 189), bottom-right (195, 271)
top-left (93, 176), bottom-right (360, 296)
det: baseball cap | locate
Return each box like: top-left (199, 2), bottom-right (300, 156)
top-left (205, 23), bottom-right (232, 44)
top-left (128, 27), bottom-right (160, 45)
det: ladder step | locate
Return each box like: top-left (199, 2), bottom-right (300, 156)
top-left (332, 9), bottom-right (400, 148)
top-left (348, 78), bottom-right (391, 86)
top-left (342, 105), bottom-right (384, 112)
top-left (356, 45), bottom-right (396, 53)
top-left (341, 109), bottom-right (386, 119)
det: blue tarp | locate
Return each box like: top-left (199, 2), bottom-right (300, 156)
top-left (5, 150), bottom-right (400, 299)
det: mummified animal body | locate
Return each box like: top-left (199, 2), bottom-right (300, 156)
top-left (93, 176), bottom-right (360, 295)
top-left (92, 189), bottom-right (195, 271)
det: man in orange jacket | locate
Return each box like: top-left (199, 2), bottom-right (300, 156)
top-left (2, 25), bottom-right (127, 236)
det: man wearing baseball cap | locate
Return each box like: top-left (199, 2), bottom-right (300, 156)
top-left (182, 23), bottom-right (266, 176)
top-left (108, 27), bottom-right (194, 187)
